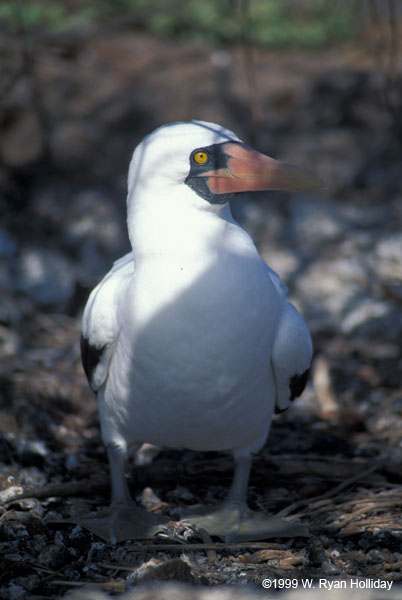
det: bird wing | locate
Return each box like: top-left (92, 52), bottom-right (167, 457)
top-left (265, 264), bottom-right (313, 413)
top-left (81, 252), bottom-right (134, 392)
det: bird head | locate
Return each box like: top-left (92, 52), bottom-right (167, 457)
top-left (127, 120), bottom-right (323, 208)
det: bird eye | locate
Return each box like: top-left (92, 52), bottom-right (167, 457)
top-left (193, 151), bottom-right (209, 165)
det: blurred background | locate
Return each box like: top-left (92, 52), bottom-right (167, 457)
top-left (1, 0), bottom-right (402, 594)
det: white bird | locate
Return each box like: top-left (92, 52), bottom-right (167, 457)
top-left (79, 120), bottom-right (322, 543)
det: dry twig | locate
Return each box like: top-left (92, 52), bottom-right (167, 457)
top-left (276, 464), bottom-right (378, 518)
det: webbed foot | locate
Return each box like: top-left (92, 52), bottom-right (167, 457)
top-left (181, 504), bottom-right (309, 542)
top-left (60, 501), bottom-right (169, 543)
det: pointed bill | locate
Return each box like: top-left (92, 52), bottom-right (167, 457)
top-left (200, 142), bottom-right (324, 195)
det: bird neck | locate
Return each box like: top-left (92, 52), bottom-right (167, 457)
top-left (126, 187), bottom-right (238, 261)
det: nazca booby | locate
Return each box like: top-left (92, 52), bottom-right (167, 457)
top-left (79, 120), bottom-right (322, 543)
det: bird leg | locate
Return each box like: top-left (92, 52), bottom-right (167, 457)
top-left (66, 442), bottom-right (169, 543)
top-left (181, 454), bottom-right (309, 542)
top-left (62, 445), bottom-right (307, 543)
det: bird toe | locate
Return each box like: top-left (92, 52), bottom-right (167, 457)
top-left (59, 503), bottom-right (169, 543)
top-left (181, 505), bottom-right (309, 542)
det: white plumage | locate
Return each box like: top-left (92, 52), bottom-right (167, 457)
top-left (79, 121), bottom-right (320, 543)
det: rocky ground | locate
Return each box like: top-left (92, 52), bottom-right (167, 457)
top-left (1, 22), bottom-right (402, 599)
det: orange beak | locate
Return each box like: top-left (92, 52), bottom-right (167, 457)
top-left (200, 143), bottom-right (324, 195)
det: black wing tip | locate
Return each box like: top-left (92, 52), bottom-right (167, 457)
top-left (290, 368), bottom-right (310, 401)
top-left (80, 333), bottom-right (105, 388)
top-left (274, 368), bottom-right (310, 415)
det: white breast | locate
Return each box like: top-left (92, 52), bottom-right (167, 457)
top-left (104, 221), bottom-right (281, 452)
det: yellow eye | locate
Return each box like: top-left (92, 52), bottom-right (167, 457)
top-left (193, 151), bottom-right (209, 165)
